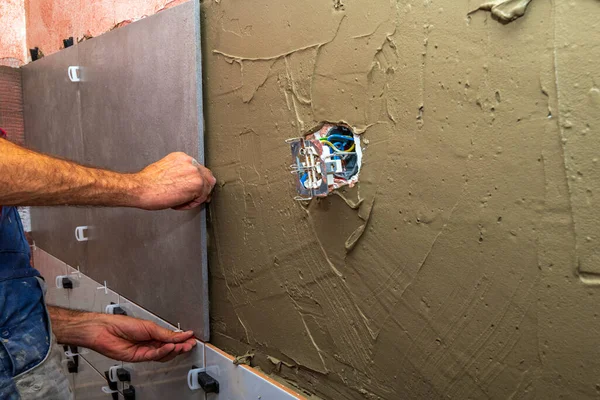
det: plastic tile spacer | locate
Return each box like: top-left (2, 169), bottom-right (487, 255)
top-left (105, 303), bottom-right (127, 316)
top-left (103, 370), bottom-right (119, 400)
top-left (71, 266), bottom-right (82, 279)
top-left (109, 365), bottom-right (131, 382)
top-left (101, 386), bottom-right (118, 394)
top-left (63, 345), bottom-right (79, 373)
top-left (68, 66), bottom-right (81, 82)
top-left (188, 365), bottom-right (219, 393)
top-left (63, 345), bottom-right (82, 374)
top-left (74, 226), bottom-right (89, 241)
top-left (123, 385), bottom-right (136, 400)
top-left (64, 348), bottom-right (88, 358)
top-left (67, 359), bottom-right (78, 374)
top-left (55, 275), bottom-right (74, 289)
top-left (96, 281), bottom-right (109, 295)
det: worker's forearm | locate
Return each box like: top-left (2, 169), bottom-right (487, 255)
top-left (48, 306), bottom-right (104, 347)
top-left (0, 138), bottom-right (140, 207)
top-left (48, 305), bottom-right (197, 362)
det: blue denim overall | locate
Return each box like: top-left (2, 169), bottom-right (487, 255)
top-left (0, 207), bottom-right (71, 399)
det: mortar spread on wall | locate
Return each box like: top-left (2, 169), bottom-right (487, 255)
top-left (469, 0), bottom-right (533, 23)
top-left (203, 0), bottom-right (600, 398)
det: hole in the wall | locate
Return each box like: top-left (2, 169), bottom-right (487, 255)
top-left (306, 123), bottom-right (361, 183)
top-left (287, 123), bottom-right (363, 200)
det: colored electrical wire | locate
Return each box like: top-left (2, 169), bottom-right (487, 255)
top-left (326, 134), bottom-right (354, 143)
top-left (319, 139), bottom-right (343, 152)
top-left (300, 172), bottom-right (308, 186)
top-left (320, 139), bottom-right (355, 152)
top-left (318, 127), bottom-right (359, 181)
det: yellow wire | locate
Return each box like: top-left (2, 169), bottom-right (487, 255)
top-left (319, 139), bottom-right (355, 152)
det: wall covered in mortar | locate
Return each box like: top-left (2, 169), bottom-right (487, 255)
top-left (202, 0), bottom-right (600, 399)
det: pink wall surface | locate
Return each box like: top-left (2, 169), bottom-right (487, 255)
top-left (24, 0), bottom-right (187, 59)
top-left (0, 0), bottom-right (187, 66)
top-left (0, 0), bottom-right (27, 67)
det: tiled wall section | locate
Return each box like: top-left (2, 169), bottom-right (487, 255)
top-left (33, 247), bottom-right (305, 400)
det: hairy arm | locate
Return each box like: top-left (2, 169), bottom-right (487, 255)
top-left (0, 138), bottom-right (138, 207)
top-left (48, 306), bottom-right (196, 362)
top-left (0, 138), bottom-right (215, 210)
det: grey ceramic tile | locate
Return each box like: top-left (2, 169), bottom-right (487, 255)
top-left (32, 248), bottom-right (70, 308)
top-left (22, 45), bottom-right (92, 273)
top-left (65, 265), bottom-right (119, 314)
top-left (118, 296), bottom-right (180, 331)
top-left (75, 0), bottom-right (208, 340)
top-left (72, 356), bottom-right (121, 400)
top-left (64, 265), bottom-right (123, 388)
top-left (22, 45), bottom-right (82, 162)
top-left (22, 0), bottom-right (208, 342)
top-left (205, 345), bottom-right (302, 400)
top-left (55, 343), bottom-right (76, 395)
top-left (119, 296), bottom-right (206, 399)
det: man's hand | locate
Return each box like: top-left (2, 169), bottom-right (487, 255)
top-left (49, 306), bottom-right (197, 362)
top-left (134, 152), bottom-right (216, 211)
top-left (88, 314), bottom-right (197, 362)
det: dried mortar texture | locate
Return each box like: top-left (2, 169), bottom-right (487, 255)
top-left (202, 0), bottom-right (600, 398)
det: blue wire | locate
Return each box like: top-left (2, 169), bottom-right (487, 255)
top-left (326, 134), bottom-right (354, 143)
top-left (300, 172), bottom-right (308, 185)
top-left (324, 130), bottom-right (359, 180)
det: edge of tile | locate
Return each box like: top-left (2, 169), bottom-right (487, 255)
top-left (205, 343), bottom-right (307, 400)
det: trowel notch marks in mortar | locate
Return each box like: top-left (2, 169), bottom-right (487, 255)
top-left (241, 59), bottom-right (276, 103)
top-left (210, 200), bottom-right (253, 345)
top-left (359, 188), bottom-right (464, 342)
top-left (548, 0), bottom-right (580, 282)
top-left (284, 53), bottom-right (316, 135)
top-left (212, 15), bottom-right (346, 62)
top-left (213, 14), bottom-right (346, 133)
top-left (286, 288), bottom-right (329, 372)
top-left (284, 56), bottom-right (311, 106)
top-left (409, 279), bottom-right (495, 395)
top-left (442, 274), bottom-right (539, 397)
top-left (290, 206), bottom-right (374, 373)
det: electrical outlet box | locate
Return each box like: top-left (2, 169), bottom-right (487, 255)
top-left (287, 124), bottom-right (362, 200)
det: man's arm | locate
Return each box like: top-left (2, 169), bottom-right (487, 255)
top-left (48, 306), bottom-right (197, 362)
top-left (0, 138), bottom-right (215, 210)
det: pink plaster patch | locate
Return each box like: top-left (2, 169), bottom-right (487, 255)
top-left (0, 0), bottom-right (27, 66)
top-left (24, 0), bottom-right (192, 59)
